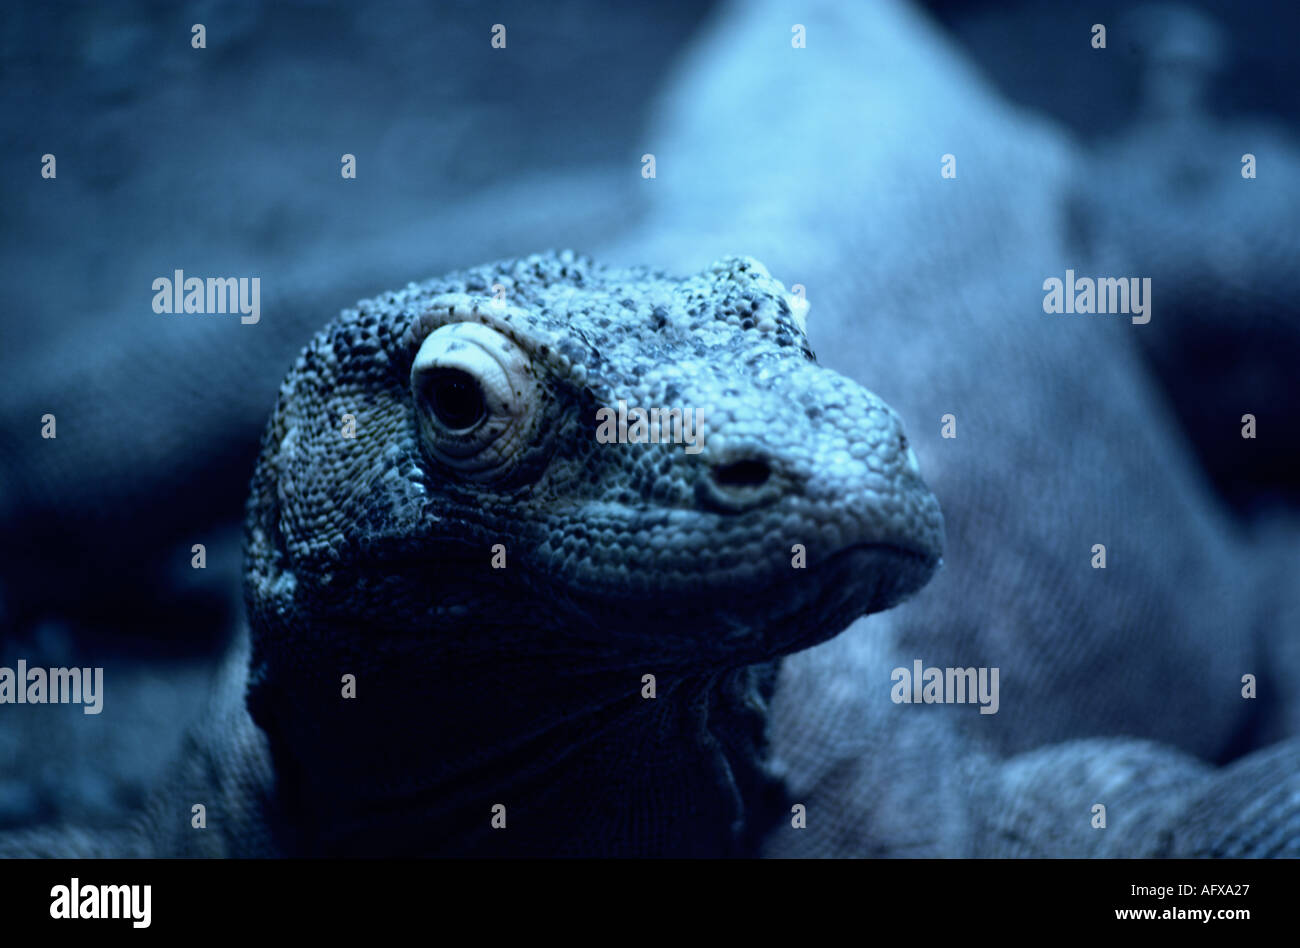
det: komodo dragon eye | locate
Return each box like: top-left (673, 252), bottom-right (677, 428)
top-left (424, 368), bottom-right (486, 431)
top-left (409, 321), bottom-right (542, 480)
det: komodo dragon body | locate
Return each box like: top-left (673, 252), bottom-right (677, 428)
top-left (4, 250), bottom-right (1299, 859)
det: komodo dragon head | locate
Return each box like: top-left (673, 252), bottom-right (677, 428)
top-left (243, 251), bottom-right (943, 856)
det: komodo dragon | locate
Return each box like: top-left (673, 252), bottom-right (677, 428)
top-left (3, 0), bottom-right (1298, 853)
top-left (2, 251), bottom-right (1297, 857)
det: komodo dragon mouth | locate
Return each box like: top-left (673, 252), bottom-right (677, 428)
top-left (540, 540), bottom-right (941, 659)
top-left (344, 535), bottom-right (939, 662)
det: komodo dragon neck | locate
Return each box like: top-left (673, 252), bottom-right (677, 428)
top-left (251, 619), bottom-right (785, 856)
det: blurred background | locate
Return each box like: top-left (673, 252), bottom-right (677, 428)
top-left (1, 0), bottom-right (1297, 835)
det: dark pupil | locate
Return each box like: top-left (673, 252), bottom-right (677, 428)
top-left (427, 369), bottom-right (486, 430)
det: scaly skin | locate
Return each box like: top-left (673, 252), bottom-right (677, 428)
top-left (240, 250), bottom-right (943, 856)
